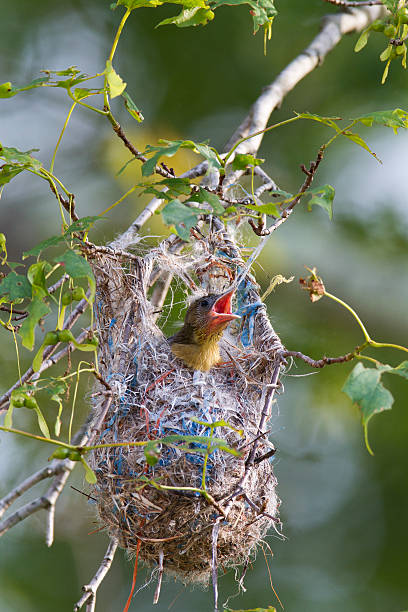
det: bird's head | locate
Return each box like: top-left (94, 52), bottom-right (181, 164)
top-left (185, 289), bottom-right (240, 342)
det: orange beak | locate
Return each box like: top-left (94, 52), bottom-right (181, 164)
top-left (207, 289), bottom-right (240, 331)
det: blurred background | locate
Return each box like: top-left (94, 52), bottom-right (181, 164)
top-left (1, 1), bottom-right (408, 611)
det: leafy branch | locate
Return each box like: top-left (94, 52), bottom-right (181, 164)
top-left (298, 267), bottom-right (408, 453)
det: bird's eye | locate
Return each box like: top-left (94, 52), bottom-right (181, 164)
top-left (200, 299), bottom-right (209, 307)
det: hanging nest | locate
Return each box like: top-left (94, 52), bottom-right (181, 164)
top-left (88, 230), bottom-right (285, 586)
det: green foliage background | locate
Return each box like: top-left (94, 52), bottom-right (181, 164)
top-left (1, 1), bottom-right (408, 611)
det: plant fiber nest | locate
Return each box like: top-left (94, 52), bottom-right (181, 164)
top-left (89, 233), bottom-right (285, 584)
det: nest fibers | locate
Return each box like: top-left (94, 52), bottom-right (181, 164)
top-left (89, 232), bottom-right (285, 587)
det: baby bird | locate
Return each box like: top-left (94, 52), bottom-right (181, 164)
top-left (168, 289), bottom-right (240, 371)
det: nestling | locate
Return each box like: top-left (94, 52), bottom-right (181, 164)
top-left (168, 289), bottom-right (240, 371)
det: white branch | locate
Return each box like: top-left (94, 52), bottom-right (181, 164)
top-left (0, 424), bottom-right (90, 543)
top-left (74, 538), bottom-right (119, 611)
top-left (225, 5), bottom-right (386, 158)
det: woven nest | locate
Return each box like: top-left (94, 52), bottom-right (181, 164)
top-left (89, 232), bottom-right (285, 585)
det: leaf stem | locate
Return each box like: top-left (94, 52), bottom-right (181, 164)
top-left (224, 115), bottom-right (300, 165)
top-left (369, 340), bottom-right (408, 354)
top-left (99, 184), bottom-right (139, 217)
top-left (50, 102), bottom-right (77, 174)
top-left (324, 290), bottom-right (371, 342)
top-left (104, 7), bottom-right (131, 110)
top-left (0, 425), bottom-right (77, 449)
top-left (66, 88), bottom-right (107, 115)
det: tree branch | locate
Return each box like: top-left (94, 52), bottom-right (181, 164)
top-left (222, 4), bottom-right (386, 189)
top-left (282, 348), bottom-right (356, 368)
top-left (74, 538), bottom-right (118, 611)
top-left (0, 421), bottom-right (91, 543)
top-left (323, 0), bottom-right (383, 6)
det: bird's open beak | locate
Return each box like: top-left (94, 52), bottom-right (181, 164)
top-left (208, 289), bottom-right (240, 330)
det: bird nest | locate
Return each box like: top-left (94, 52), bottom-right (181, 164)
top-left (88, 231), bottom-right (285, 587)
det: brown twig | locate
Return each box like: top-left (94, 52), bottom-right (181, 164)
top-left (282, 348), bottom-right (356, 368)
top-left (111, 120), bottom-right (174, 180)
top-left (248, 147), bottom-right (324, 237)
top-left (47, 180), bottom-right (79, 222)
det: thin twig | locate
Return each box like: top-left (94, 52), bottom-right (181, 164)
top-left (323, 0), bottom-right (383, 6)
top-left (153, 549), bottom-right (164, 605)
top-left (0, 421), bottom-right (90, 541)
top-left (0, 464), bottom-right (62, 519)
top-left (109, 164), bottom-right (208, 251)
top-left (222, 4), bottom-right (385, 192)
top-left (211, 522), bottom-right (220, 612)
top-left (250, 147), bottom-right (325, 236)
top-left (282, 348), bottom-right (356, 367)
top-left (74, 538), bottom-right (119, 611)
top-left (246, 364), bottom-right (281, 467)
top-left (0, 298), bottom-right (89, 410)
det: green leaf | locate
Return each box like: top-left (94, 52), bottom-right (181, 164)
top-left (23, 217), bottom-right (103, 259)
top-left (144, 440), bottom-right (161, 466)
top-left (189, 186), bottom-right (224, 214)
top-left (34, 403), bottom-right (50, 438)
top-left (47, 379), bottom-right (68, 437)
top-left (122, 91), bottom-right (144, 122)
top-left (72, 87), bottom-right (92, 101)
top-left (211, 0), bottom-right (277, 33)
top-left (225, 607), bottom-right (277, 612)
top-left (72, 335), bottom-right (99, 352)
top-left (0, 77), bottom-right (50, 98)
top-left (157, 6), bottom-right (214, 27)
top-left (27, 261), bottom-right (52, 299)
top-left (0, 233), bottom-right (7, 265)
top-left (381, 0), bottom-right (399, 13)
top-left (356, 109), bottom-right (408, 134)
top-left (242, 201), bottom-right (280, 216)
top-left (115, 0), bottom-right (164, 8)
top-left (295, 111), bottom-right (342, 130)
top-left (0, 82), bottom-right (13, 98)
top-left (354, 28), bottom-right (370, 52)
top-left (161, 199), bottom-right (209, 240)
top-left (230, 153), bottom-right (264, 171)
top-left (0, 144), bottom-right (42, 187)
top-left (342, 363), bottom-right (394, 454)
top-left (142, 140), bottom-right (184, 177)
top-left (4, 403), bottom-right (14, 429)
top-left (49, 67), bottom-right (81, 77)
top-left (55, 249), bottom-right (95, 300)
top-left (64, 215), bottom-right (104, 235)
top-left (144, 177), bottom-right (192, 197)
top-left (191, 142), bottom-right (222, 172)
top-left (161, 433), bottom-right (239, 455)
top-left (307, 184), bottom-right (335, 220)
top-left (0, 271), bottom-right (31, 301)
top-left (377, 361), bottom-right (408, 380)
top-left (23, 235), bottom-right (67, 258)
top-left (190, 416), bottom-right (243, 435)
top-left (18, 298), bottom-right (50, 350)
top-left (32, 342), bottom-right (47, 373)
top-left (142, 139), bottom-right (221, 177)
top-left (80, 456), bottom-right (97, 484)
top-left (380, 44), bottom-right (392, 61)
top-left (343, 131), bottom-right (380, 162)
top-left (105, 60), bottom-right (126, 98)
top-left (0, 144), bottom-right (41, 170)
top-left (0, 164), bottom-right (25, 186)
